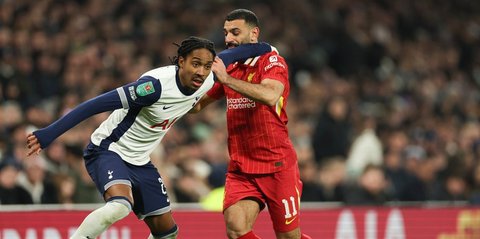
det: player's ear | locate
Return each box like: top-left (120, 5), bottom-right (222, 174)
top-left (250, 27), bottom-right (259, 42)
top-left (178, 56), bottom-right (185, 68)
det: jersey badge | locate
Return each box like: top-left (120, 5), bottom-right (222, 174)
top-left (269, 55), bottom-right (278, 63)
top-left (247, 73), bottom-right (255, 82)
top-left (136, 82), bottom-right (155, 96)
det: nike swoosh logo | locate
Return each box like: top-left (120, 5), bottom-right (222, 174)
top-left (285, 216), bottom-right (297, 225)
top-left (163, 105), bottom-right (173, 110)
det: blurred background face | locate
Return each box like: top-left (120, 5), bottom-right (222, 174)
top-left (24, 157), bottom-right (46, 183)
top-left (446, 176), bottom-right (466, 196)
top-left (224, 19), bottom-right (258, 48)
top-left (328, 97), bottom-right (348, 121)
top-left (360, 167), bottom-right (386, 194)
top-left (178, 48), bottom-right (214, 91)
top-left (0, 165), bottom-right (19, 189)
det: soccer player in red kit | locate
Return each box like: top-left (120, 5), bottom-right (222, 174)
top-left (192, 9), bottom-right (311, 239)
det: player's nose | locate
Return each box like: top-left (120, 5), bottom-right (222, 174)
top-left (225, 33), bottom-right (236, 45)
top-left (196, 66), bottom-right (207, 77)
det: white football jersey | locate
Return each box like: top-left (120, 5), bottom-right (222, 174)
top-left (90, 65), bottom-right (214, 165)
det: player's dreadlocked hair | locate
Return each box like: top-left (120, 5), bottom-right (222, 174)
top-left (171, 36), bottom-right (216, 66)
top-left (226, 9), bottom-right (259, 28)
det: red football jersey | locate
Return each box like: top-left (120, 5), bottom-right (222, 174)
top-left (208, 51), bottom-right (297, 174)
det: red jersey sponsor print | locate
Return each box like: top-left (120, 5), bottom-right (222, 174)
top-left (208, 51), bottom-right (297, 174)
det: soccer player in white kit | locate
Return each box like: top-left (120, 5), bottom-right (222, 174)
top-left (26, 36), bottom-right (272, 239)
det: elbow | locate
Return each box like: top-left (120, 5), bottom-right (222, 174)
top-left (264, 100), bottom-right (276, 107)
top-left (263, 95), bottom-right (280, 107)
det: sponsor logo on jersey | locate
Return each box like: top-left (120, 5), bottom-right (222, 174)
top-left (264, 61), bottom-right (286, 71)
top-left (128, 86), bottom-right (137, 100)
top-left (136, 81), bottom-right (155, 96)
top-left (150, 117), bottom-right (179, 130)
top-left (269, 55), bottom-right (278, 63)
top-left (227, 97), bottom-right (256, 109)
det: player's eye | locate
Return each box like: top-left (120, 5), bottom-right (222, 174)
top-left (205, 64), bottom-right (212, 70)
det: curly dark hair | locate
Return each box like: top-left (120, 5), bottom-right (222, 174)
top-left (170, 36), bottom-right (216, 65)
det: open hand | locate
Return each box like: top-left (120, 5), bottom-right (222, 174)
top-left (212, 57), bottom-right (229, 84)
top-left (26, 133), bottom-right (42, 157)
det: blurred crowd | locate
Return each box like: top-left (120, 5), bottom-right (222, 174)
top-left (0, 0), bottom-right (479, 206)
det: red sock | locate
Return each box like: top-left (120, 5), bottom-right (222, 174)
top-left (238, 231), bottom-right (261, 239)
top-left (301, 233), bottom-right (312, 239)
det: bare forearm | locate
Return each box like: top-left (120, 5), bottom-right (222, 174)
top-left (211, 56), bottom-right (284, 106)
top-left (221, 76), bottom-right (282, 106)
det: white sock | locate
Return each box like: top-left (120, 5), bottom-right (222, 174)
top-left (70, 201), bottom-right (131, 239)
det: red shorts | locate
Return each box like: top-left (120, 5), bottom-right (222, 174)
top-left (223, 165), bottom-right (303, 232)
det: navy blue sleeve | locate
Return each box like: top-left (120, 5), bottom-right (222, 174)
top-left (33, 90), bottom-right (123, 149)
top-left (217, 42), bottom-right (271, 66)
top-left (33, 76), bottom-right (161, 149)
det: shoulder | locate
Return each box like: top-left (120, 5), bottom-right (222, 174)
top-left (262, 51), bottom-right (286, 63)
top-left (138, 65), bottom-right (177, 91)
top-left (259, 51), bottom-right (288, 71)
top-left (141, 65), bottom-right (177, 80)
top-left (128, 67), bottom-right (175, 106)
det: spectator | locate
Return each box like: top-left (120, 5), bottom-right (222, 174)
top-left (17, 155), bottom-right (59, 204)
top-left (431, 173), bottom-right (468, 202)
top-left (400, 154), bottom-right (439, 202)
top-left (468, 163), bottom-right (480, 205)
top-left (0, 160), bottom-right (33, 204)
top-left (299, 158), bottom-right (323, 202)
top-left (311, 96), bottom-right (352, 164)
top-left (53, 173), bottom-right (77, 205)
top-left (346, 114), bottom-right (383, 181)
top-left (344, 164), bottom-right (393, 205)
top-left (316, 157), bottom-right (346, 202)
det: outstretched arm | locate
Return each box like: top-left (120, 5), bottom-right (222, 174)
top-left (27, 90), bottom-right (124, 156)
top-left (27, 77), bottom-right (161, 156)
top-left (217, 42), bottom-right (272, 66)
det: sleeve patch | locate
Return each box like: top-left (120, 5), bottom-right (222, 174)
top-left (269, 55), bottom-right (278, 62)
top-left (136, 81), bottom-right (155, 96)
top-left (128, 86), bottom-right (137, 101)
